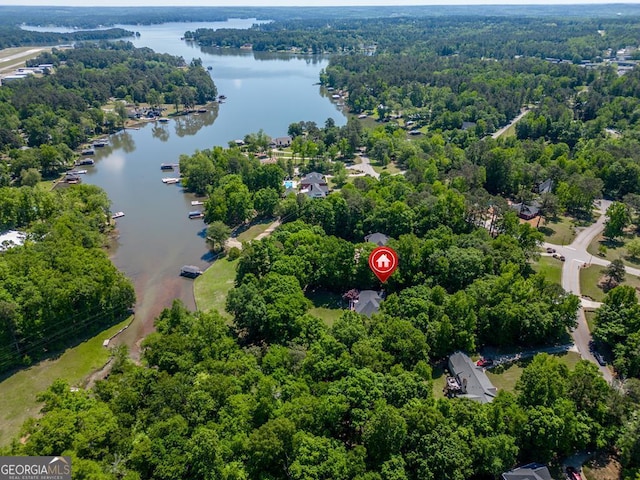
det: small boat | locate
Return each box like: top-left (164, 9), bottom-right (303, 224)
top-left (191, 200), bottom-right (204, 206)
top-left (160, 163), bottom-right (175, 170)
top-left (112, 212), bottom-right (125, 219)
top-left (188, 210), bottom-right (204, 219)
top-left (162, 177), bottom-right (180, 184)
top-left (93, 140), bottom-right (108, 147)
top-left (218, 95), bottom-right (227, 100)
top-left (81, 148), bottom-right (95, 155)
top-left (158, 118), bottom-right (169, 123)
top-left (180, 265), bottom-right (203, 278)
top-left (76, 158), bottom-right (95, 166)
top-left (75, 169), bottom-right (88, 174)
top-left (207, 66), bottom-right (212, 70)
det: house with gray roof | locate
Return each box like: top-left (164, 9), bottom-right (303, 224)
top-left (300, 172), bottom-right (329, 198)
top-left (352, 290), bottom-right (382, 317)
top-left (364, 232), bottom-right (390, 246)
top-left (448, 351), bottom-right (497, 404)
top-left (502, 463), bottom-right (553, 480)
top-left (536, 178), bottom-right (554, 195)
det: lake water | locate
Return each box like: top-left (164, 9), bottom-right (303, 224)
top-left (53, 20), bottom-right (347, 355)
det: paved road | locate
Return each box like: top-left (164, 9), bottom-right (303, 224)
top-left (347, 155), bottom-right (380, 179)
top-left (492, 107), bottom-right (530, 139)
top-left (544, 200), bottom-right (614, 383)
top-left (0, 47), bottom-right (50, 75)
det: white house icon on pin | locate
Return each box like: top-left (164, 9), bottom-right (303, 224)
top-left (376, 254), bottom-right (391, 269)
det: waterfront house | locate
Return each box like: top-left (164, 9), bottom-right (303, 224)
top-left (273, 136), bottom-right (292, 148)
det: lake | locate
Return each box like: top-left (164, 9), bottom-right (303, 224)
top-left (60, 20), bottom-right (347, 356)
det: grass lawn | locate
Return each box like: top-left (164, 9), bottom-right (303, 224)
top-left (532, 256), bottom-right (562, 284)
top-left (587, 231), bottom-right (640, 268)
top-left (486, 351), bottom-right (582, 393)
top-left (499, 122), bottom-right (517, 138)
top-left (371, 161), bottom-right (403, 175)
top-left (0, 317), bottom-right (131, 447)
top-left (236, 220), bottom-right (273, 243)
top-left (432, 364), bottom-right (447, 399)
top-left (193, 257), bottom-right (239, 319)
top-left (580, 264), bottom-right (640, 302)
top-left (538, 215), bottom-right (578, 245)
top-left (306, 290), bottom-right (346, 327)
top-left (585, 310), bottom-right (597, 332)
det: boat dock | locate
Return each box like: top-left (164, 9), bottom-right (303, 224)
top-left (112, 212), bottom-right (125, 219)
top-left (188, 210), bottom-right (204, 219)
top-left (180, 265), bottom-right (203, 278)
top-left (161, 163), bottom-right (178, 170)
top-left (162, 177), bottom-right (180, 184)
top-left (191, 200), bottom-right (204, 206)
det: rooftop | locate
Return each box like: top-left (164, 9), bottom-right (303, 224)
top-left (448, 351), bottom-right (497, 404)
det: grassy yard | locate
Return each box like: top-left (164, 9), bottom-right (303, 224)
top-left (587, 232), bottom-right (640, 268)
top-left (193, 257), bottom-right (239, 319)
top-left (580, 264), bottom-right (640, 302)
top-left (486, 351), bottom-right (582, 392)
top-left (0, 317), bottom-right (131, 447)
top-left (532, 256), bottom-right (562, 284)
top-left (585, 310), bottom-right (597, 332)
top-left (538, 215), bottom-right (578, 245)
top-left (499, 122), bottom-right (518, 138)
top-left (371, 161), bottom-right (404, 175)
top-left (236, 220), bottom-right (273, 243)
top-left (306, 290), bottom-right (346, 327)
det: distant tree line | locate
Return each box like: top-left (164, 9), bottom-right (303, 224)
top-left (0, 26), bottom-right (133, 50)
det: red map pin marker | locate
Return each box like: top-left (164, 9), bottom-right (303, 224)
top-left (368, 246), bottom-right (398, 283)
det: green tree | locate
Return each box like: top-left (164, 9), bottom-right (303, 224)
top-left (206, 221), bottom-right (231, 251)
top-left (604, 202), bottom-right (631, 240)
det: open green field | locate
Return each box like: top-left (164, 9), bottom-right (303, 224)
top-left (0, 317), bottom-right (131, 447)
top-left (193, 257), bottom-right (239, 319)
top-left (532, 256), bottom-right (562, 284)
top-left (307, 290), bottom-right (346, 327)
top-left (580, 264), bottom-right (640, 302)
top-left (587, 232), bottom-right (640, 268)
top-left (538, 215), bottom-right (578, 245)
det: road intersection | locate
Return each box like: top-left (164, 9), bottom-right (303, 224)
top-left (542, 200), bottom-right (618, 383)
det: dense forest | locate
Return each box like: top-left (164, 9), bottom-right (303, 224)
top-left (2, 5), bottom-right (639, 30)
top-left (0, 185), bottom-right (135, 373)
top-left (0, 26), bottom-right (134, 50)
top-left (2, 299), bottom-right (637, 480)
top-left (189, 15), bottom-right (640, 60)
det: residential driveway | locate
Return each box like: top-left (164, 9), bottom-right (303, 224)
top-left (544, 199), bottom-right (614, 383)
top-left (347, 155), bottom-right (380, 179)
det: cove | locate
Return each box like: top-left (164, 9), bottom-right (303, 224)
top-left (78, 20), bottom-right (347, 356)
